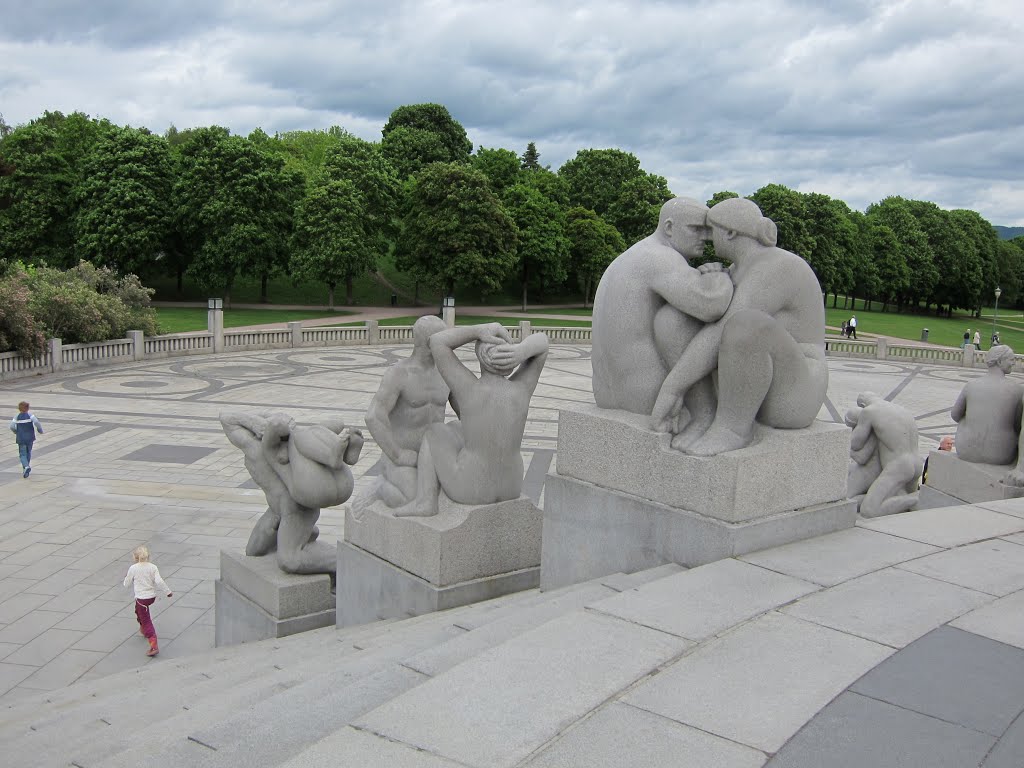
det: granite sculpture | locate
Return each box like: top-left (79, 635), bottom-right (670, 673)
top-left (394, 323), bottom-right (549, 517)
top-left (952, 345), bottom-right (1022, 465)
top-left (221, 411), bottom-right (363, 576)
top-left (591, 197), bottom-right (733, 416)
top-left (650, 197), bottom-right (828, 455)
top-left (353, 315), bottom-right (452, 511)
top-left (845, 392), bottom-right (922, 518)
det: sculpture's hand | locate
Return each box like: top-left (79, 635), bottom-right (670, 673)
top-left (697, 262), bottom-right (726, 274)
top-left (651, 396), bottom-right (683, 434)
top-left (479, 322), bottom-right (512, 345)
top-left (395, 448), bottom-right (418, 467)
top-left (490, 343), bottom-right (519, 366)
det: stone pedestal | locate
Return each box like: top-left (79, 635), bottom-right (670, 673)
top-left (923, 449), bottom-right (1024, 503)
top-left (337, 495), bottom-right (542, 628)
top-left (541, 405), bottom-right (857, 590)
top-left (215, 551), bottom-right (335, 647)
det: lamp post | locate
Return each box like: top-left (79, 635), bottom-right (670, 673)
top-left (993, 287), bottom-right (1002, 344)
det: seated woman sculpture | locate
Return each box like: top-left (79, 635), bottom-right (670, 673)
top-left (650, 197), bottom-right (828, 455)
top-left (952, 345), bottom-right (1022, 465)
top-left (395, 323), bottom-right (548, 517)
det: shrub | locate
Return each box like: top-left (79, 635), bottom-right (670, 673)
top-left (0, 267), bottom-right (47, 356)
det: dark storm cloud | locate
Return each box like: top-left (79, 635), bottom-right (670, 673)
top-left (1, 0), bottom-right (1022, 222)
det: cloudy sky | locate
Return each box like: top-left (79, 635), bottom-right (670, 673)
top-left (2, 0), bottom-right (1023, 224)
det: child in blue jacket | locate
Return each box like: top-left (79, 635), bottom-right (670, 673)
top-left (10, 401), bottom-right (44, 478)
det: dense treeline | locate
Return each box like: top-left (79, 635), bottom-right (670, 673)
top-left (1, 105), bottom-right (1022, 335)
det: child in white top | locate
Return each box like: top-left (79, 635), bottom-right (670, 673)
top-left (123, 545), bottom-right (172, 656)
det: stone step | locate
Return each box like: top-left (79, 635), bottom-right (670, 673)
top-left (4, 593), bottom-right (523, 768)
top-left (95, 621), bottom-right (468, 768)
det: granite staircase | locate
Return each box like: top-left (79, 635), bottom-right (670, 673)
top-left (0, 563), bottom-right (684, 768)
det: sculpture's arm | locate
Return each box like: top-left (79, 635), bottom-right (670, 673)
top-left (220, 411), bottom-right (266, 454)
top-left (849, 416), bottom-right (875, 453)
top-left (651, 323), bottom-right (722, 424)
top-left (364, 371), bottom-right (409, 465)
top-left (653, 266), bottom-right (733, 323)
top-left (850, 432), bottom-right (877, 466)
top-left (508, 332), bottom-right (550, 393)
top-left (429, 324), bottom-right (511, 396)
top-left (950, 391), bottom-right (966, 423)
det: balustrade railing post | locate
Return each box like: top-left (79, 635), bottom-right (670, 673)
top-left (962, 345), bottom-right (975, 367)
top-left (875, 337), bottom-right (887, 360)
top-left (366, 320), bottom-right (379, 345)
top-left (49, 338), bottom-right (62, 373)
top-left (518, 320), bottom-right (531, 340)
top-left (288, 321), bottom-right (303, 348)
top-left (128, 330), bottom-right (144, 361)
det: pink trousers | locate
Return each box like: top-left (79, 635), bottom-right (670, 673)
top-left (135, 597), bottom-right (156, 640)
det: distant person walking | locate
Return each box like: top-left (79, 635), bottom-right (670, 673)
top-left (9, 401), bottom-right (43, 478)
top-left (963, 329), bottom-right (971, 348)
top-left (841, 320), bottom-right (849, 337)
top-left (123, 545), bottom-right (172, 657)
top-left (848, 315), bottom-right (857, 339)
top-left (974, 330), bottom-right (982, 350)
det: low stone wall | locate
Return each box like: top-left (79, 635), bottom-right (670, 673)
top-left (0, 322), bottom-right (1013, 383)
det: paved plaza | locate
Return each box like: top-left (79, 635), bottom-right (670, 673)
top-left (1, 344), bottom-right (1024, 765)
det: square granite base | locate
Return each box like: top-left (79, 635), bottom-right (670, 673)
top-left (925, 450), bottom-right (1024, 503)
top-left (336, 541), bottom-right (539, 628)
top-left (540, 473), bottom-right (858, 591)
top-left (215, 550), bottom-right (335, 647)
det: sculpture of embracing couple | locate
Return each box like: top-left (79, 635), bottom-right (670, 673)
top-left (591, 196), bottom-right (828, 456)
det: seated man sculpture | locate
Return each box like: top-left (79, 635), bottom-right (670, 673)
top-left (651, 197), bottom-right (828, 455)
top-left (591, 197), bottom-right (733, 415)
top-left (845, 392), bottom-right (922, 518)
top-left (951, 345), bottom-right (1022, 465)
top-left (221, 411), bottom-right (363, 576)
top-left (356, 315), bottom-right (452, 510)
top-left (394, 323), bottom-right (548, 518)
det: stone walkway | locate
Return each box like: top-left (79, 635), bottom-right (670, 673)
top-left (0, 346), bottom-right (1022, 765)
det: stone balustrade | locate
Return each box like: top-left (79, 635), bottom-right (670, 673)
top-left (0, 322), bottom-right (1014, 382)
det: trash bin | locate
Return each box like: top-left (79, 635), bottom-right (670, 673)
top-left (921, 328), bottom-right (929, 342)
top-left (390, 293), bottom-right (397, 307)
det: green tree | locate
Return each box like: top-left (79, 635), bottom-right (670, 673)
top-left (289, 137), bottom-right (400, 307)
top-left (520, 141), bottom-right (541, 170)
top-left (472, 147), bottom-right (521, 198)
top-left (396, 163), bottom-right (517, 297)
top-left (290, 180), bottom-right (370, 308)
top-left (380, 126), bottom-right (450, 181)
top-left (558, 148), bottom-right (645, 218)
top-left (866, 197), bottom-right (936, 311)
top-left (503, 183), bottom-right (570, 310)
top-left (71, 126), bottom-right (174, 275)
top-left (865, 219), bottom-right (909, 311)
top-left (520, 166), bottom-right (570, 207)
top-left (801, 192), bottom-right (857, 299)
top-left (565, 207), bottom-right (625, 307)
top-left (172, 129), bottom-right (300, 305)
top-left (606, 174), bottom-right (673, 246)
top-left (948, 208), bottom-right (1000, 315)
top-left (748, 184), bottom-right (816, 261)
top-left (0, 124), bottom-right (75, 266)
top-left (381, 103), bottom-right (472, 178)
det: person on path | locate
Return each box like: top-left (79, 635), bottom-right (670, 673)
top-left (9, 401), bottom-right (43, 478)
top-left (848, 315), bottom-right (858, 339)
top-left (964, 329), bottom-right (971, 348)
top-left (974, 330), bottom-right (982, 350)
top-left (123, 545), bottom-right (172, 657)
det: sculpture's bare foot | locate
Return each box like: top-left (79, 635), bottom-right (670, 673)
top-left (392, 499), bottom-right (438, 517)
top-left (670, 418), bottom-right (712, 452)
top-left (1005, 469), bottom-right (1024, 487)
top-left (684, 424), bottom-right (752, 456)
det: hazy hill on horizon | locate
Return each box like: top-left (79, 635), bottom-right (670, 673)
top-left (995, 225), bottom-right (1024, 240)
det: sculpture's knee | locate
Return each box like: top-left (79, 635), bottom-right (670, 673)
top-left (276, 548), bottom-right (304, 574)
top-left (721, 310), bottom-right (770, 351)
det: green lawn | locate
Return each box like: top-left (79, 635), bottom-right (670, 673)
top-left (825, 305), bottom-right (1023, 350)
top-left (155, 308), bottom-right (353, 334)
